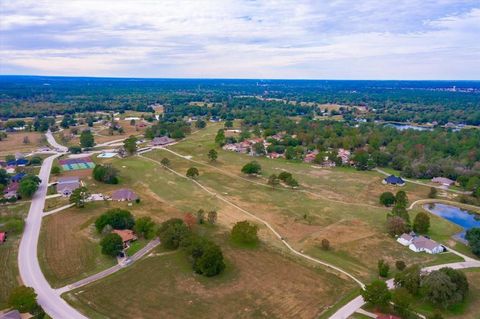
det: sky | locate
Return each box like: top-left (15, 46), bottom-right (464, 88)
top-left (0, 0), bottom-right (479, 80)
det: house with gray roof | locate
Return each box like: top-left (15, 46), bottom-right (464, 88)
top-left (56, 176), bottom-right (81, 197)
top-left (408, 236), bottom-right (444, 254)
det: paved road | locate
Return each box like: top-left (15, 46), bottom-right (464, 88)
top-left (56, 239), bottom-right (160, 294)
top-left (17, 153), bottom-right (88, 319)
top-left (46, 130), bottom-right (68, 153)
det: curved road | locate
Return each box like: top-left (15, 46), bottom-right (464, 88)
top-left (18, 138), bottom-right (87, 318)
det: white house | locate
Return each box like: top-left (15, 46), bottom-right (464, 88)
top-left (397, 233), bottom-right (414, 246)
top-left (408, 236), bottom-right (443, 254)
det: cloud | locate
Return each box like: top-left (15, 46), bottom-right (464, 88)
top-left (0, 0), bottom-right (479, 79)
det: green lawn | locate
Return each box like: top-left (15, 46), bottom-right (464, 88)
top-left (0, 203), bottom-right (30, 309)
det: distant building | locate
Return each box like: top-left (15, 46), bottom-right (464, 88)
top-left (151, 136), bottom-right (175, 146)
top-left (3, 182), bottom-right (19, 199)
top-left (432, 177), bottom-right (455, 187)
top-left (112, 188), bottom-right (138, 201)
top-left (56, 176), bottom-right (81, 197)
top-left (396, 233), bottom-right (414, 246)
top-left (383, 175), bottom-right (405, 186)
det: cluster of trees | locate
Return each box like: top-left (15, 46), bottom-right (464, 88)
top-left (93, 164), bottom-right (119, 184)
top-left (18, 175), bottom-right (41, 198)
top-left (7, 285), bottom-right (47, 318)
top-left (363, 266), bottom-right (469, 317)
top-left (384, 191), bottom-right (430, 236)
top-left (157, 218), bottom-right (225, 277)
top-left (466, 228), bottom-right (480, 257)
top-left (145, 120), bottom-right (191, 140)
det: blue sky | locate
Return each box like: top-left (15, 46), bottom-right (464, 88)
top-left (1, 0), bottom-right (479, 79)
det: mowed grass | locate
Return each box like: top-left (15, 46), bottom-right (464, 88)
top-left (64, 237), bottom-right (355, 319)
top-left (0, 203), bottom-right (30, 309)
top-left (0, 131), bottom-right (44, 157)
top-left (143, 147), bottom-right (463, 281)
top-left (38, 202), bottom-right (117, 288)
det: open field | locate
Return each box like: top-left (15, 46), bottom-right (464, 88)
top-left (0, 131), bottom-right (44, 156)
top-left (64, 236), bottom-right (356, 319)
top-left (0, 203), bottom-right (29, 309)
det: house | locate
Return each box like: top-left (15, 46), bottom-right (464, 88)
top-left (112, 229), bottom-right (137, 248)
top-left (5, 166), bottom-right (15, 174)
top-left (151, 136), bottom-right (175, 146)
top-left (267, 152), bottom-right (283, 159)
top-left (0, 232), bottom-right (6, 244)
top-left (338, 148), bottom-right (351, 164)
top-left (396, 233), bottom-right (414, 246)
top-left (10, 172), bottom-right (26, 183)
top-left (432, 177), bottom-right (455, 187)
top-left (56, 176), bottom-right (81, 197)
top-left (304, 152), bottom-right (318, 163)
top-left (112, 188), bottom-right (138, 201)
top-left (409, 236), bottom-right (444, 254)
top-left (3, 182), bottom-right (19, 199)
top-left (383, 175), bottom-right (405, 186)
top-left (0, 309), bottom-right (21, 319)
top-left (6, 159), bottom-right (28, 167)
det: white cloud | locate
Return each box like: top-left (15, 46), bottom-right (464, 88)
top-left (0, 0), bottom-right (479, 79)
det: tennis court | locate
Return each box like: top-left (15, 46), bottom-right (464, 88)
top-left (59, 157), bottom-right (95, 171)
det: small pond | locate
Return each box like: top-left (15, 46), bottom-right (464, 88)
top-left (424, 203), bottom-right (480, 238)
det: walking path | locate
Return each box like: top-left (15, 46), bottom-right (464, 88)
top-left (43, 203), bottom-right (76, 216)
top-left (139, 154), bottom-right (365, 288)
top-left (56, 239), bottom-right (160, 295)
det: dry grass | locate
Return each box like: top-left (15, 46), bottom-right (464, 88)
top-left (0, 131), bottom-right (44, 156)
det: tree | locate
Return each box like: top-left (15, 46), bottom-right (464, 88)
top-left (51, 166), bottom-right (61, 175)
top-left (4, 218), bottom-right (25, 234)
top-left (8, 286), bottom-right (38, 313)
top-left (267, 174), bottom-right (280, 189)
top-left (160, 157), bottom-right (170, 167)
top-left (195, 119), bottom-right (206, 128)
top-left (439, 267), bottom-right (469, 301)
top-left (252, 142), bottom-right (265, 155)
top-left (379, 192), bottom-right (396, 206)
top-left (130, 119), bottom-right (136, 126)
top-left (285, 176), bottom-right (299, 188)
top-left (93, 164), bottom-right (119, 184)
top-left (466, 228), bottom-right (480, 256)
top-left (123, 135), bottom-right (137, 155)
top-left (186, 167), bottom-right (199, 179)
top-left (0, 168), bottom-right (10, 186)
top-left (321, 238), bottom-right (330, 250)
top-left (394, 265), bottom-right (422, 295)
top-left (241, 161), bottom-right (261, 175)
top-left (23, 136), bottom-right (30, 144)
top-left (18, 175), bottom-right (41, 198)
top-left (396, 260), bottom-right (406, 271)
top-left (215, 129), bottom-right (225, 146)
top-left (224, 120), bottom-right (233, 128)
top-left (184, 212), bottom-right (196, 229)
top-left (100, 233), bottom-right (124, 257)
top-left (231, 221), bottom-right (259, 245)
top-left (193, 241), bottom-right (225, 276)
top-left (361, 280), bottom-right (391, 308)
top-left (378, 259), bottom-right (390, 277)
top-left (428, 187), bottom-right (438, 199)
top-left (69, 186), bottom-right (89, 208)
top-left (422, 270), bottom-right (462, 308)
top-left (391, 205), bottom-right (410, 224)
top-left (80, 129), bottom-right (95, 148)
top-left (95, 208), bottom-right (135, 232)
top-left (196, 209), bottom-right (205, 224)
top-left (68, 145), bottom-right (82, 154)
top-left (413, 212), bottom-right (430, 234)
top-left (386, 216), bottom-right (409, 236)
top-left (392, 287), bottom-right (413, 317)
top-left (157, 218), bottom-right (190, 250)
top-left (134, 216), bottom-right (156, 239)
top-left (207, 210), bottom-right (217, 224)
top-left (395, 191), bottom-right (409, 208)
top-left (278, 171), bottom-right (292, 182)
top-left (28, 156), bottom-right (42, 165)
top-left (207, 149), bottom-right (218, 161)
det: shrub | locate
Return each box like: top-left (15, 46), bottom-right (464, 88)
top-left (51, 166), bottom-right (61, 175)
top-left (396, 260), bottom-right (406, 271)
top-left (186, 167), bottom-right (199, 179)
top-left (278, 171), bottom-right (292, 182)
top-left (378, 259), bottom-right (390, 277)
top-left (321, 238), bottom-right (330, 250)
top-left (379, 192), bottom-right (396, 206)
top-left (241, 161), bottom-right (261, 175)
top-left (231, 221), bottom-right (259, 245)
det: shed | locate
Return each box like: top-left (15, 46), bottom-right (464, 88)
top-left (383, 175), bottom-right (405, 186)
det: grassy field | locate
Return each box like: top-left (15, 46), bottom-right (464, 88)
top-left (0, 131), bottom-right (44, 157)
top-left (64, 234), bottom-right (355, 319)
top-left (0, 203), bottom-right (30, 309)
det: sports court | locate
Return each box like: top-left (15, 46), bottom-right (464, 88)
top-left (59, 157), bottom-right (95, 171)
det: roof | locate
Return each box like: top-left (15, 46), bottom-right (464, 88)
top-left (58, 176), bottom-right (80, 184)
top-left (432, 177), bottom-right (455, 185)
top-left (0, 310), bottom-right (21, 319)
top-left (0, 232), bottom-right (6, 242)
top-left (57, 181), bottom-right (80, 193)
top-left (11, 172), bottom-right (26, 182)
top-left (384, 175), bottom-right (405, 185)
top-left (411, 236), bottom-right (442, 250)
top-left (151, 136), bottom-right (175, 146)
top-left (4, 182), bottom-right (19, 193)
top-left (112, 188), bottom-right (138, 201)
top-left (399, 233), bottom-right (413, 241)
top-left (112, 229), bottom-right (137, 242)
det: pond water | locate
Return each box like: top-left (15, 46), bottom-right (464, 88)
top-left (424, 203), bottom-right (480, 237)
top-left (385, 123), bottom-right (433, 131)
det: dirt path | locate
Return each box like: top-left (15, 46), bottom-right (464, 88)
top-left (139, 154), bottom-right (365, 288)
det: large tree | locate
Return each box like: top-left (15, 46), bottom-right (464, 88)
top-left (207, 149), bottom-right (218, 161)
top-left (8, 286), bottom-right (38, 313)
top-left (157, 218), bottom-right (191, 250)
top-left (134, 216), bottom-right (156, 239)
top-left (231, 220), bottom-right (259, 245)
top-left (80, 129), bottom-right (95, 148)
top-left (69, 186), bottom-right (89, 208)
top-left (241, 161), bottom-right (261, 175)
top-left (361, 280), bottom-right (391, 308)
top-left (422, 270), bottom-right (463, 308)
top-left (123, 135), bottom-right (138, 155)
top-left (379, 192), bottom-right (396, 206)
top-left (186, 167), bottom-right (199, 179)
top-left (413, 212), bottom-right (430, 234)
top-left (100, 233), bottom-right (124, 256)
top-left (18, 175), bottom-right (41, 198)
top-left (466, 228), bottom-right (480, 257)
top-left (95, 208), bottom-right (135, 232)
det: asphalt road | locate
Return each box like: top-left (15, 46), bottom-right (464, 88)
top-left (46, 130), bottom-right (68, 152)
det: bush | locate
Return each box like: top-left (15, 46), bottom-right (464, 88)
top-left (396, 260), bottom-right (406, 271)
top-left (186, 167), bottom-right (199, 179)
top-left (100, 233), bottom-right (124, 256)
top-left (157, 218), bottom-right (191, 250)
top-left (4, 218), bottom-right (25, 234)
top-left (278, 171), bottom-right (292, 182)
top-left (231, 221), bottom-right (259, 246)
top-left (428, 187), bottom-right (438, 198)
top-left (8, 285), bottom-right (38, 313)
top-left (93, 164), bottom-right (119, 184)
top-left (95, 208), bottom-right (135, 232)
top-left (378, 259), bottom-right (390, 277)
top-left (241, 161), bottom-right (261, 175)
top-left (51, 166), bottom-right (61, 175)
top-left (68, 145), bottom-right (82, 154)
top-left (321, 238), bottom-right (330, 250)
top-left (379, 192), bottom-right (396, 206)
